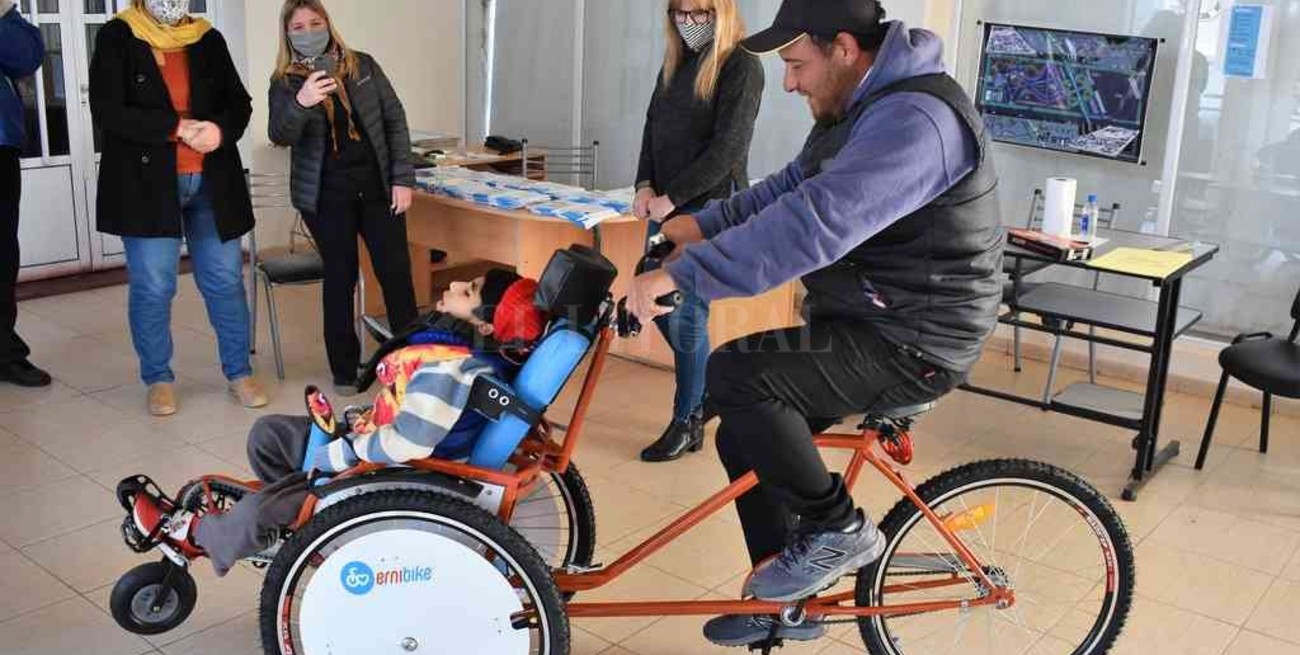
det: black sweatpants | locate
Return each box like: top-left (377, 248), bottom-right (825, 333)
top-left (0, 147), bottom-right (30, 365)
top-left (707, 320), bottom-right (963, 564)
top-left (303, 183), bottom-right (417, 384)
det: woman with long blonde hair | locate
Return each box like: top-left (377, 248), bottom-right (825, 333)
top-left (267, 0), bottom-right (417, 395)
top-left (634, 0), bottom-right (763, 463)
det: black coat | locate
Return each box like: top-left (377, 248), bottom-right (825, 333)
top-left (268, 52), bottom-right (414, 217)
top-left (90, 19), bottom-right (254, 242)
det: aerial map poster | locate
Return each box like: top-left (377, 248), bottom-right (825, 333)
top-left (975, 23), bottom-right (1160, 164)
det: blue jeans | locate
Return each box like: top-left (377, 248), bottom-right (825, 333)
top-left (647, 219), bottom-right (710, 422)
top-left (123, 174), bottom-right (252, 385)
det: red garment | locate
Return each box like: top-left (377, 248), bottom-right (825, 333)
top-left (159, 49), bottom-right (204, 174)
top-left (493, 279), bottom-right (546, 343)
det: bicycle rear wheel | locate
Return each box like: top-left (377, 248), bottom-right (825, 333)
top-left (855, 459), bottom-right (1134, 655)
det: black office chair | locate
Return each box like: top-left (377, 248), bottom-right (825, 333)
top-left (1194, 286), bottom-right (1300, 469)
top-left (247, 172), bottom-right (326, 380)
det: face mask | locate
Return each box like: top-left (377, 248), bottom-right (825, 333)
top-left (290, 28), bottom-right (332, 59)
top-left (144, 0), bottom-right (189, 26)
top-left (676, 20), bottom-right (715, 52)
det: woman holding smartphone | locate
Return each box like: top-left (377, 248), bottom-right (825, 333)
top-left (268, 0), bottom-right (418, 394)
top-left (634, 0), bottom-right (763, 462)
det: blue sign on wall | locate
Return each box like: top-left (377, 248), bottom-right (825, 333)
top-left (1225, 4), bottom-right (1268, 79)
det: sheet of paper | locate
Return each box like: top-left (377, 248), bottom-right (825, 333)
top-left (1086, 247), bottom-right (1194, 279)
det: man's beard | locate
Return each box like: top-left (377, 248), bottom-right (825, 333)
top-left (810, 65), bottom-right (864, 127)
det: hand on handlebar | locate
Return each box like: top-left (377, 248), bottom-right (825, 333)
top-left (629, 269), bottom-right (681, 323)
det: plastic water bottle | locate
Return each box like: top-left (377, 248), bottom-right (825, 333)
top-left (1080, 194), bottom-right (1099, 242)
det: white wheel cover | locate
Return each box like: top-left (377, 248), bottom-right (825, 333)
top-left (300, 528), bottom-right (530, 653)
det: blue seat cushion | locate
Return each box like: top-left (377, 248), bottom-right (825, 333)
top-left (468, 325), bottom-right (593, 469)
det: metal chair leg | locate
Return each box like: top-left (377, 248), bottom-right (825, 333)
top-left (1195, 371), bottom-right (1231, 470)
top-left (1013, 315), bottom-right (1023, 372)
top-left (249, 265), bottom-right (259, 355)
top-left (1261, 392), bottom-right (1272, 455)
top-left (1088, 326), bottom-right (1098, 384)
top-left (263, 274), bottom-right (286, 381)
top-left (1043, 332), bottom-right (1065, 406)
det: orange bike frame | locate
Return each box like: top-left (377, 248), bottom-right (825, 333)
top-left (289, 324), bottom-right (1014, 619)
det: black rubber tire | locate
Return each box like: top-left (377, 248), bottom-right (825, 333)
top-left (258, 489), bottom-right (570, 655)
top-left (856, 459), bottom-right (1135, 655)
top-left (522, 464), bottom-right (596, 572)
top-left (109, 561), bottom-right (198, 636)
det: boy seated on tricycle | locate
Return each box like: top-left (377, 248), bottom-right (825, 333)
top-left (119, 269), bottom-right (548, 575)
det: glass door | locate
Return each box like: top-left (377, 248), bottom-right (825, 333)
top-left (75, 0), bottom-right (128, 265)
top-left (14, 0), bottom-right (92, 279)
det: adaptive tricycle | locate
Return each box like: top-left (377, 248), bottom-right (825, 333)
top-left (108, 241), bottom-right (1134, 655)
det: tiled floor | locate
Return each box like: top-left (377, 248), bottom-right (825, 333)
top-left (0, 275), bottom-right (1297, 655)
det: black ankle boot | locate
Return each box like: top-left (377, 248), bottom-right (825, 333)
top-left (640, 416), bottom-right (704, 463)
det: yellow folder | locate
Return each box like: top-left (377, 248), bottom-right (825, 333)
top-left (1086, 247), bottom-right (1194, 279)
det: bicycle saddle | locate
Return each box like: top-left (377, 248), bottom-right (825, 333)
top-left (865, 401), bottom-right (937, 422)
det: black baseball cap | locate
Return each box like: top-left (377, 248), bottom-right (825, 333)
top-left (742, 0), bottom-right (886, 55)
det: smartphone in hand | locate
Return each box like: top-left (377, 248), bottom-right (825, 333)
top-left (309, 55), bottom-right (338, 78)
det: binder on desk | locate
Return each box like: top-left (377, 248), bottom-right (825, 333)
top-left (1086, 247), bottom-right (1194, 280)
top-left (1007, 228), bottom-right (1094, 262)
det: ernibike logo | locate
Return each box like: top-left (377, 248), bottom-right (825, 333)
top-left (341, 560), bottom-right (433, 596)
top-left (341, 561), bottom-right (374, 595)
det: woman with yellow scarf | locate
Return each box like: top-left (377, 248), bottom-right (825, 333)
top-left (90, 0), bottom-right (267, 417)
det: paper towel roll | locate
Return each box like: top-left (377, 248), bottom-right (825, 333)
top-left (1043, 177), bottom-right (1077, 238)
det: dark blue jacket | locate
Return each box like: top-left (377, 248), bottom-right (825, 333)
top-left (0, 6), bottom-right (46, 149)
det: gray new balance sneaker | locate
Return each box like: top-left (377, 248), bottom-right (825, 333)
top-left (748, 509), bottom-right (887, 602)
top-left (703, 614), bottom-right (826, 647)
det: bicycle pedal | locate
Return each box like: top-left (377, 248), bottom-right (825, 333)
top-left (748, 638), bottom-right (783, 653)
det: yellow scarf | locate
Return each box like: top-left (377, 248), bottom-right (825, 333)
top-left (117, 6), bottom-right (212, 51)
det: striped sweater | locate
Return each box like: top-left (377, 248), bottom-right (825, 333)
top-left (314, 345), bottom-right (497, 473)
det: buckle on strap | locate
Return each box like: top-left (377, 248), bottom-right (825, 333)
top-left (468, 376), bottom-right (543, 426)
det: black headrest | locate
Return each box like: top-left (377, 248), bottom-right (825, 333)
top-left (535, 245), bottom-right (618, 327)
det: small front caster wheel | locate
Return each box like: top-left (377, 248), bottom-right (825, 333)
top-left (110, 561), bottom-right (197, 635)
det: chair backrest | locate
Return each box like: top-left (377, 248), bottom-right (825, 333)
top-left (468, 322), bottom-right (593, 470)
top-left (466, 245), bottom-right (618, 469)
top-left (1291, 286), bottom-right (1300, 341)
top-left (246, 171), bottom-right (315, 258)
top-left (1026, 187), bottom-right (1122, 230)
top-left (520, 140), bottom-right (600, 190)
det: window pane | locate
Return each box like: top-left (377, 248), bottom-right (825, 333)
top-left (17, 77), bottom-right (41, 159)
top-left (191, 0), bottom-right (206, 13)
top-left (84, 0), bottom-right (106, 14)
top-left (19, 0), bottom-right (31, 14)
top-left (1169, 6), bottom-right (1300, 338)
top-left (40, 24), bottom-right (70, 157)
top-left (36, 0), bottom-right (58, 13)
top-left (87, 24), bottom-right (104, 153)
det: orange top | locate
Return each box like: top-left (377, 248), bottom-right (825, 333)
top-left (159, 49), bottom-right (204, 175)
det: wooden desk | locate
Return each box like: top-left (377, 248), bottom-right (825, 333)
top-left (360, 191), bottom-right (800, 368)
top-left (417, 147), bottom-right (545, 179)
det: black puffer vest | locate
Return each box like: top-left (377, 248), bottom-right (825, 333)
top-left (798, 74), bottom-right (1004, 371)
